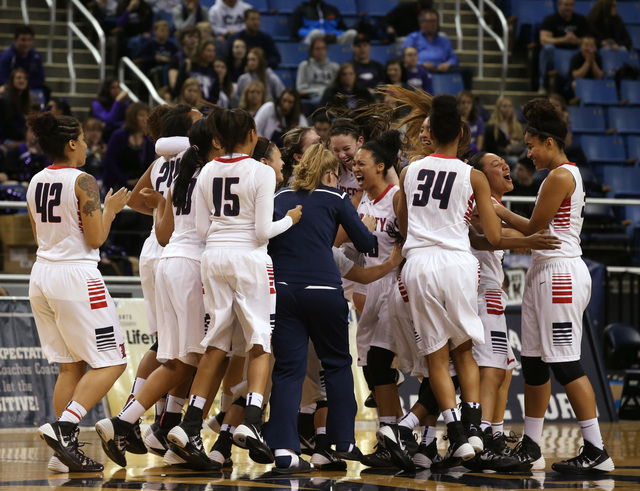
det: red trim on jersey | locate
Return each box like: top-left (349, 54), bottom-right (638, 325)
top-left (552, 273), bottom-right (573, 304)
top-left (266, 264), bottom-right (276, 295)
top-left (373, 184), bottom-right (395, 205)
top-left (398, 278), bottom-right (409, 303)
top-left (553, 197), bottom-right (572, 231)
top-left (47, 165), bottom-right (75, 169)
top-left (429, 153), bottom-right (459, 160)
top-left (491, 195), bottom-right (504, 206)
top-left (562, 162), bottom-right (577, 167)
top-left (215, 155), bottom-right (251, 163)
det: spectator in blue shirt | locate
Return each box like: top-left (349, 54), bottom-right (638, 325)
top-left (0, 25), bottom-right (47, 97)
top-left (291, 0), bottom-right (357, 45)
top-left (225, 9), bottom-right (281, 69)
top-left (402, 9), bottom-right (473, 89)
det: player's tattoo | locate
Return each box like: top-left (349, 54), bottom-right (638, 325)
top-left (78, 174), bottom-right (101, 217)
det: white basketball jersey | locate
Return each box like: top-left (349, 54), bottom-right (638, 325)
top-left (337, 162), bottom-right (360, 198)
top-left (27, 166), bottom-right (99, 264)
top-left (533, 163), bottom-right (584, 261)
top-left (162, 150), bottom-right (205, 261)
top-left (403, 154), bottom-right (474, 255)
top-left (141, 154), bottom-right (182, 260)
top-left (471, 196), bottom-right (504, 288)
top-left (356, 184), bottom-right (399, 267)
top-left (195, 154), bottom-right (275, 249)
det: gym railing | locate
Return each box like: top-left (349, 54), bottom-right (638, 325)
top-left (67, 0), bottom-right (106, 93)
top-left (117, 57), bottom-right (167, 107)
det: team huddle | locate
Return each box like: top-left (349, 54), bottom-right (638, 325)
top-left (26, 88), bottom-right (615, 477)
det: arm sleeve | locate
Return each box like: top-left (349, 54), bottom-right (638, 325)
top-left (338, 195), bottom-right (376, 253)
top-left (254, 168), bottom-right (293, 241)
top-left (332, 246), bottom-right (355, 277)
top-left (155, 136), bottom-right (189, 157)
top-left (195, 175), bottom-right (210, 239)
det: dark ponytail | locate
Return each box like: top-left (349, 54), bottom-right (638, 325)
top-left (172, 118), bottom-right (212, 210)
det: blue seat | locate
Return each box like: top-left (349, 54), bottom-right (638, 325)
top-left (328, 43), bottom-right (353, 65)
top-left (602, 165), bottom-right (640, 198)
top-left (574, 1), bottom-right (596, 16)
top-left (269, 0), bottom-right (304, 14)
top-left (277, 41), bottom-right (309, 68)
top-left (431, 73), bottom-right (464, 96)
top-left (627, 135), bottom-right (640, 162)
top-left (582, 135), bottom-right (627, 164)
top-left (608, 107), bottom-right (640, 134)
top-left (601, 51), bottom-right (640, 76)
top-left (568, 106), bottom-right (606, 133)
top-left (331, 0), bottom-right (358, 16)
top-left (357, 0), bottom-right (399, 17)
top-left (342, 15), bottom-right (360, 30)
top-left (201, 0), bottom-right (215, 8)
top-left (513, 0), bottom-right (555, 42)
top-left (250, 0), bottom-right (269, 13)
top-left (618, 3), bottom-right (640, 25)
top-left (629, 25), bottom-right (640, 51)
top-left (274, 68), bottom-right (296, 88)
top-left (260, 15), bottom-right (291, 41)
top-left (575, 79), bottom-right (619, 105)
top-left (369, 44), bottom-right (397, 64)
top-left (554, 48), bottom-right (579, 79)
top-left (621, 80), bottom-right (640, 105)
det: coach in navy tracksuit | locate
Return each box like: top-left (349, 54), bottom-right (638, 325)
top-left (265, 143), bottom-right (376, 473)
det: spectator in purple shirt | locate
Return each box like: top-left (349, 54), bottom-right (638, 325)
top-left (402, 46), bottom-right (433, 94)
top-left (0, 25), bottom-right (47, 97)
top-left (402, 9), bottom-right (473, 89)
top-left (90, 79), bottom-right (130, 143)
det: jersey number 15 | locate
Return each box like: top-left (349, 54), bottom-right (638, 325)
top-left (212, 177), bottom-right (240, 217)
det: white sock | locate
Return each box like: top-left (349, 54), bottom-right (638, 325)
top-left (275, 448), bottom-right (299, 467)
top-left (579, 418), bottom-right (604, 450)
top-left (118, 398), bottom-right (146, 424)
top-left (155, 396), bottom-right (166, 418)
top-left (398, 412), bottom-right (420, 430)
top-left (492, 421), bottom-right (504, 436)
top-left (189, 395), bottom-right (206, 410)
top-left (166, 395), bottom-right (186, 414)
top-left (58, 401), bottom-right (87, 424)
top-left (316, 426), bottom-right (326, 435)
top-left (523, 416), bottom-right (545, 445)
top-left (246, 392), bottom-right (263, 408)
top-left (443, 408), bottom-right (461, 425)
top-left (422, 426), bottom-right (436, 446)
top-left (130, 377), bottom-right (146, 397)
top-left (480, 420), bottom-right (491, 432)
top-left (379, 416), bottom-right (396, 426)
top-left (220, 393), bottom-right (233, 412)
top-left (221, 423), bottom-right (235, 434)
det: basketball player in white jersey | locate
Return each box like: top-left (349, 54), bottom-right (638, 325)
top-left (95, 118), bottom-right (219, 469)
top-left (27, 112), bottom-right (130, 472)
top-left (396, 94), bottom-right (502, 468)
top-left (165, 108), bottom-right (302, 470)
top-left (492, 98), bottom-right (615, 475)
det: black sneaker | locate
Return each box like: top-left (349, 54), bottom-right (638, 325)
top-left (432, 421), bottom-right (475, 472)
top-left (489, 431), bottom-right (512, 457)
top-left (95, 417), bottom-right (132, 467)
top-left (311, 447), bottom-right (347, 471)
top-left (300, 433), bottom-right (316, 456)
top-left (461, 405), bottom-right (483, 453)
top-left (206, 411), bottom-right (226, 433)
top-left (142, 422), bottom-right (170, 457)
top-left (511, 435), bottom-right (544, 471)
top-left (361, 444), bottom-right (394, 468)
top-left (125, 419), bottom-right (147, 455)
top-left (272, 456), bottom-right (314, 475)
top-left (376, 425), bottom-right (416, 472)
top-left (167, 425), bottom-right (220, 471)
top-left (364, 392), bottom-right (377, 408)
top-left (551, 441), bottom-right (615, 475)
top-left (463, 446), bottom-right (525, 472)
top-left (208, 431), bottom-right (234, 468)
top-left (234, 421), bottom-right (274, 464)
top-left (39, 422), bottom-right (104, 472)
top-left (333, 443), bottom-right (363, 461)
top-left (412, 439), bottom-right (442, 469)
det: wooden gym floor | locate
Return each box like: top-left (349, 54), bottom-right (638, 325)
top-left (1, 421), bottom-right (639, 490)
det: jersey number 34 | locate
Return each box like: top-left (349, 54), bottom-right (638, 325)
top-left (412, 170), bottom-right (457, 210)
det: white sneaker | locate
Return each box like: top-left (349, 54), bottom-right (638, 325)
top-left (163, 449), bottom-right (186, 466)
top-left (48, 454), bottom-right (69, 473)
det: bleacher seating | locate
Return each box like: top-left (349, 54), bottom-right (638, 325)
top-left (328, 44), bottom-right (353, 65)
top-left (608, 107), bottom-right (640, 134)
top-left (602, 166), bottom-right (640, 199)
top-left (617, 3), bottom-right (640, 25)
top-left (601, 51), bottom-right (640, 77)
top-left (431, 73), bottom-right (464, 96)
top-left (629, 26), bottom-right (640, 51)
top-left (575, 79), bottom-right (619, 106)
top-left (513, 0), bottom-right (555, 43)
top-left (369, 44), bottom-right (398, 64)
top-left (627, 135), bottom-right (640, 162)
top-left (621, 80), bottom-right (640, 106)
top-left (582, 135), bottom-right (628, 164)
top-left (252, 0), bottom-right (269, 13)
top-left (337, 0), bottom-right (359, 16)
top-left (568, 106), bottom-right (606, 134)
top-left (269, 0), bottom-right (304, 15)
top-left (357, 0), bottom-right (399, 17)
top-left (573, 1), bottom-right (595, 16)
top-left (553, 48), bottom-right (579, 80)
top-left (277, 41), bottom-right (309, 68)
top-left (274, 68), bottom-right (296, 88)
top-left (260, 15), bottom-right (292, 41)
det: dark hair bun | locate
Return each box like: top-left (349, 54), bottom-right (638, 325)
top-left (523, 98), bottom-right (561, 126)
top-left (432, 93), bottom-right (458, 114)
top-left (375, 129), bottom-right (402, 159)
top-left (28, 112), bottom-right (57, 138)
